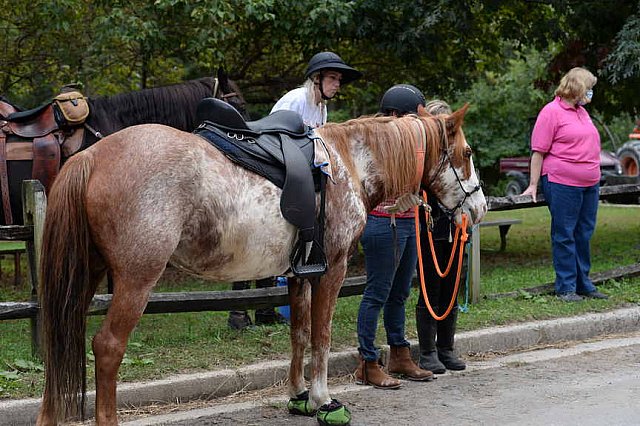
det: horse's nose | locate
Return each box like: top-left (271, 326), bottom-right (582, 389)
top-left (467, 202), bottom-right (488, 225)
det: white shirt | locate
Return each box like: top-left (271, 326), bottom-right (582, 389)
top-left (270, 87), bottom-right (327, 128)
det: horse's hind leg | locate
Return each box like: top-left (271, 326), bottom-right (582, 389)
top-left (92, 271), bottom-right (161, 425)
top-left (287, 278), bottom-right (312, 408)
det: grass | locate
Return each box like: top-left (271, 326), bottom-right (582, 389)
top-left (0, 204), bottom-right (639, 399)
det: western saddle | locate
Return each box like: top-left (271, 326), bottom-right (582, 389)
top-left (0, 89), bottom-right (89, 224)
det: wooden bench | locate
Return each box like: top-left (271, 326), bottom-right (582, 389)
top-left (478, 218), bottom-right (523, 252)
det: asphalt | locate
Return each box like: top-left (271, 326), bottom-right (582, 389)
top-left (2, 305), bottom-right (640, 425)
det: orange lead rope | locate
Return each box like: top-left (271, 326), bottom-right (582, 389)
top-left (414, 190), bottom-right (469, 321)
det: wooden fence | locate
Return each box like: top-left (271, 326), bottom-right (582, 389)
top-left (1, 180), bottom-right (639, 354)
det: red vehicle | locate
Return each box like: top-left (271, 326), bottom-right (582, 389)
top-left (500, 152), bottom-right (622, 196)
top-left (499, 117), bottom-right (639, 196)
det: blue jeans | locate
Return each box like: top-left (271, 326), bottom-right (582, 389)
top-left (542, 176), bottom-right (599, 295)
top-left (357, 215), bottom-right (417, 361)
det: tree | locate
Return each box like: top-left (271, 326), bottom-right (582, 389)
top-left (456, 48), bottom-right (553, 188)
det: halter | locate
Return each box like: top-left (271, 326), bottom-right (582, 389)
top-left (213, 77), bottom-right (240, 101)
top-left (422, 118), bottom-right (482, 220)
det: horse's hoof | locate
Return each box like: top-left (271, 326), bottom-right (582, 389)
top-left (316, 399), bottom-right (351, 426)
top-left (287, 390), bottom-right (316, 416)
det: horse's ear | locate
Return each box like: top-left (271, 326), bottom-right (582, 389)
top-left (446, 103), bottom-right (470, 135)
top-left (217, 68), bottom-right (229, 85)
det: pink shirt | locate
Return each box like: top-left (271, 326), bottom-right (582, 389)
top-left (531, 96), bottom-right (601, 187)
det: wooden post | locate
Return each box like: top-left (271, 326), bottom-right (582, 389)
top-left (469, 224), bottom-right (480, 304)
top-left (22, 180), bottom-right (46, 357)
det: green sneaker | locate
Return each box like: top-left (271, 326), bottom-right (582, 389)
top-left (287, 390), bottom-right (316, 416)
top-left (316, 399), bottom-right (351, 426)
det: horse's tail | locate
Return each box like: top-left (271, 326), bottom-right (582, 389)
top-left (39, 151), bottom-right (98, 422)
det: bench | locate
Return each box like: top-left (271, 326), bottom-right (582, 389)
top-left (478, 218), bottom-right (523, 252)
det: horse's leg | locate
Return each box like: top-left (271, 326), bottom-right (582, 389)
top-left (308, 260), bottom-right (351, 424)
top-left (92, 270), bottom-right (161, 425)
top-left (287, 277), bottom-right (313, 414)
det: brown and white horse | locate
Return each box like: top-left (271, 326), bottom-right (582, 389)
top-left (36, 105), bottom-right (486, 425)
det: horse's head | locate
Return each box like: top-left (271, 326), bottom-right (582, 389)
top-left (418, 104), bottom-right (487, 225)
top-left (216, 68), bottom-right (249, 120)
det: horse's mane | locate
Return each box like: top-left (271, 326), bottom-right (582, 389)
top-left (318, 114), bottom-right (459, 199)
top-left (86, 77), bottom-right (216, 135)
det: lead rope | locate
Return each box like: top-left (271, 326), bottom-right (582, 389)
top-left (414, 191), bottom-right (469, 321)
top-left (458, 236), bottom-right (473, 313)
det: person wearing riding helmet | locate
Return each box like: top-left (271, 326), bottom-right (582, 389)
top-left (416, 99), bottom-right (468, 374)
top-left (354, 84), bottom-right (434, 390)
top-left (271, 51), bottom-right (362, 127)
top-left (227, 52), bottom-right (361, 331)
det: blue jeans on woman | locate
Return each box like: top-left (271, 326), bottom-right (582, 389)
top-left (542, 175), bottom-right (599, 295)
top-left (357, 215), bottom-right (417, 362)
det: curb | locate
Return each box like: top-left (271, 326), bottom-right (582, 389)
top-left (2, 306), bottom-right (639, 425)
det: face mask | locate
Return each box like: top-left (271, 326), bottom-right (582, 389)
top-left (585, 89), bottom-right (593, 101)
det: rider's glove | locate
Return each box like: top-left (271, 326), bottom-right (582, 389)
top-left (383, 193), bottom-right (422, 214)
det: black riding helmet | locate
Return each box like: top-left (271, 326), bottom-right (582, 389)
top-left (379, 84), bottom-right (426, 116)
top-left (305, 51), bottom-right (362, 88)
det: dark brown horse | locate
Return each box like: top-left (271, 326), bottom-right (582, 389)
top-left (36, 106), bottom-right (487, 425)
top-left (0, 69), bottom-right (246, 224)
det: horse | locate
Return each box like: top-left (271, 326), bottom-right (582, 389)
top-left (36, 104), bottom-right (487, 425)
top-left (0, 68), bottom-right (246, 224)
top-left (82, 69), bottom-right (247, 147)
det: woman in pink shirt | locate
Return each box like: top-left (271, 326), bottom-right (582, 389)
top-left (523, 67), bottom-right (608, 302)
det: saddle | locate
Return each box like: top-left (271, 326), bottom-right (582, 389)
top-left (0, 89), bottom-right (89, 224)
top-left (194, 98), bottom-right (328, 277)
top-left (0, 98), bottom-right (21, 119)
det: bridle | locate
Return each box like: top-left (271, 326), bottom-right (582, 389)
top-left (213, 77), bottom-right (247, 119)
top-left (423, 119), bottom-right (482, 219)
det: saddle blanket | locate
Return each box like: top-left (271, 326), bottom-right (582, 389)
top-left (195, 125), bottom-right (332, 189)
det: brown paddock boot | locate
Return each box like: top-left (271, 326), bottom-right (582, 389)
top-left (354, 356), bottom-right (402, 389)
top-left (387, 345), bottom-right (434, 381)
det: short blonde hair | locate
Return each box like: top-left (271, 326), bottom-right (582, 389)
top-left (425, 99), bottom-right (452, 115)
top-left (555, 67), bottom-right (597, 101)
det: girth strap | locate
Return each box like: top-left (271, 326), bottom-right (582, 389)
top-left (0, 130), bottom-right (12, 224)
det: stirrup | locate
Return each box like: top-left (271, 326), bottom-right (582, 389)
top-left (290, 239), bottom-right (327, 278)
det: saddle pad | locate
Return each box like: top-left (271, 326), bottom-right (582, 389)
top-left (195, 128), bottom-right (285, 188)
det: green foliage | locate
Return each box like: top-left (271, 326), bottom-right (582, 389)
top-left (604, 2), bottom-right (640, 84)
top-left (455, 48), bottom-right (553, 187)
top-left (1, 0), bottom-right (639, 119)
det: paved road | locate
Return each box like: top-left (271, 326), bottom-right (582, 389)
top-left (124, 333), bottom-right (640, 426)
